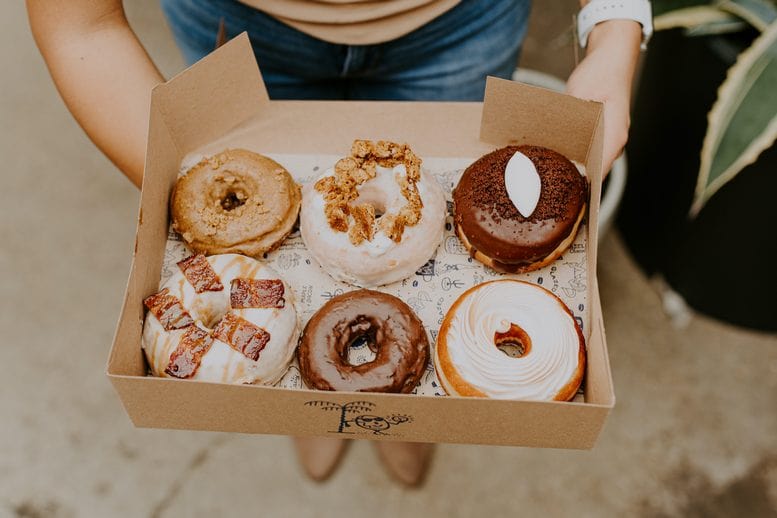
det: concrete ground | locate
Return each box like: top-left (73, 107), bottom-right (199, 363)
top-left (2, 2), bottom-right (776, 517)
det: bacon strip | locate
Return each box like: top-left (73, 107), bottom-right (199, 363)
top-left (213, 313), bottom-right (271, 361)
top-left (144, 288), bottom-right (194, 330)
top-left (165, 326), bottom-right (214, 379)
top-left (177, 254), bottom-right (224, 293)
top-left (230, 279), bottom-right (285, 309)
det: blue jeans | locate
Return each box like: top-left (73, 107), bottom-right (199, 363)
top-left (161, 0), bottom-right (531, 101)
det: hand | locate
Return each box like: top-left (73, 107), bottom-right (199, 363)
top-left (565, 20), bottom-right (642, 176)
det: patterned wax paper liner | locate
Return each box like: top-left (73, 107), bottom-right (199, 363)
top-left (160, 154), bottom-right (590, 401)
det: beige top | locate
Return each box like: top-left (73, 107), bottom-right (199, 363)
top-left (237, 0), bottom-right (461, 45)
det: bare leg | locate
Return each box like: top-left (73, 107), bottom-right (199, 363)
top-left (373, 441), bottom-right (435, 487)
top-left (293, 437), bottom-right (349, 482)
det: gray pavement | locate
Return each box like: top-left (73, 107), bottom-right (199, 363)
top-left (2, 1), bottom-right (776, 517)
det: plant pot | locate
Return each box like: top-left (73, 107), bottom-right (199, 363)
top-left (512, 68), bottom-right (628, 242)
top-left (617, 28), bottom-right (776, 331)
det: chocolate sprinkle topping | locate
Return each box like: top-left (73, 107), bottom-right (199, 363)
top-left (461, 145), bottom-right (586, 223)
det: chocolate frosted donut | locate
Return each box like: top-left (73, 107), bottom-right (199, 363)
top-left (298, 290), bottom-right (429, 393)
top-left (453, 145), bottom-right (588, 273)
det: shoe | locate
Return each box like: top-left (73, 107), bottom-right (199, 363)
top-left (293, 436), bottom-right (349, 482)
top-left (373, 441), bottom-right (435, 487)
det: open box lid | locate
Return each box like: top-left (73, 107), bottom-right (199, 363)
top-left (107, 34), bottom-right (614, 448)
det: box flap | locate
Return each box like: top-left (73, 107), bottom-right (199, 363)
top-left (480, 77), bottom-right (602, 165)
top-left (152, 33), bottom-right (268, 157)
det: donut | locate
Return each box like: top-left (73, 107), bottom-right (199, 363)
top-left (171, 149), bottom-right (301, 257)
top-left (298, 289), bottom-right (429, 393)
top-left (300, 140), bottom-right (446, 287)
top-left (453, 145), bottom-right (588, 273)
top-left (434, 279), bottom-right (585, 401)
top-left (142, 253), bottom-right (299, 384)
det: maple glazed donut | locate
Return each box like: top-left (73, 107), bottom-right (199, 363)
top-left (298, 290), bottom-right (429, 393)
top-left (300, 140), bottom-right (446, 287)
top-left (142, 254), bottom-right (299, 384)
top-left (453, 145), bottom-right (588, 273)
top-left (171, 149), bottom-right (301, 257)
top-left (434, 280), bottom-right (586, 401)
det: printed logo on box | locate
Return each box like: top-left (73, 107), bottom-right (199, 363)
top-left (304, 400), bottom-right (413, 436)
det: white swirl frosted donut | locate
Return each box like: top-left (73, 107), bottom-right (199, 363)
top-left (142, 253), bottom-right (299, 384)
top-left (434, 280), bottom-right (586, 401)
top-left (300, 140), bottom-right (446, 287)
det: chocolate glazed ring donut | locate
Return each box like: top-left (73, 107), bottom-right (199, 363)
top-left (298, 290), bottom-right (429, 393)
top-left (453, 145), bottom-right (588, 274)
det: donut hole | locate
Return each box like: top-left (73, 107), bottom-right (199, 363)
top-left (366, 201), bottom-right (387, 221)
top-left (496, 339), bottom-right (526, 358)
top-left (346, 333), bottom-right (378, 366)
top-left (210, 175), bottom-right (250, 212)
top-left (220, 190), bottom-right (248, 211)
top-left (494, 323), bottom-right (532, 358)
top-left (198, 306), bottom-right (228, 330)
top-left (342, 317), bottom-right (379, 366)
top-left (355, 187), bottom-right (388, 220)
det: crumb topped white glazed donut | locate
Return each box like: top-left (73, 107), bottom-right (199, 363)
top-left (434, 279), bottom-right (586, 401)
top-left (300, 140), bottom-right (446, 287)
top-left (142, 253), bottom-right (299, 384)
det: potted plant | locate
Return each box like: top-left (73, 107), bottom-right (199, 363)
top-left (617, 0), bottom-right (777, 331)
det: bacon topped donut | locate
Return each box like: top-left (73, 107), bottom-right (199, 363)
top-left (142, 254), bottom-right (299, 384)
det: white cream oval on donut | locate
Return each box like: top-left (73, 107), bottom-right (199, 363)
top-left (504, 150), bottom-right (541, 218)
top-left (142, 254), bottom-right (299, 384)
top-left (435, 280), bottom-right (585, 401)
top-left (301, 163), bottom-right (446, 287)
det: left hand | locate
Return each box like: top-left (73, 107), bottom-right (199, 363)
top-left (565, 20), bottom-right (642, 176)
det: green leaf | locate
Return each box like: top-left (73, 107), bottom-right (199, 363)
top-left (692, 20), bottom-right (777, 215)
top-left (685, 18), bottom-right (749, 35)
top-left (654, 6), bottom-right (740, 31)
top-left (717, 0), bottom-right (777, 31)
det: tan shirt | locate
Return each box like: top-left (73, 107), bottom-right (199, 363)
top-left (237, 0), bottom-right (461, 45)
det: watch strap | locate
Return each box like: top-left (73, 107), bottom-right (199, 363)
top-left (578, 0), bottom-right (653, 50)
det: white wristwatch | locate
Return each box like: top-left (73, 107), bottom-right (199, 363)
top-left (577, 0), bottom-right (653, 50)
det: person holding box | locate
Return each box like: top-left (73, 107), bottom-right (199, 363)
top-left (26, 0), bottom-right (648, 485)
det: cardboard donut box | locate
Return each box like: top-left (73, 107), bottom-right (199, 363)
top-left (107, 35), bottom-right (614, 448)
